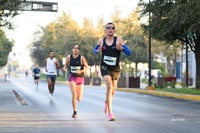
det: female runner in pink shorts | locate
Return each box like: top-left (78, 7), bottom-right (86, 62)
top-left (63, 43), bottom-right (89, 118)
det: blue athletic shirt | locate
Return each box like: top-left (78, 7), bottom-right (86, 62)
top-left (33, 68), bottom-right (41, 76)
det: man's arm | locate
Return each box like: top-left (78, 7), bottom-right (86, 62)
top-left (116, 37), bottom-right (124, 51)
top-left (55, 58), bottom-right (60, 68)
top-left (93, 38), bottom-right (103, 54)
top-left (116, 37), bottom-right (131, 56)
top-left (44, 59), bottom-right (47, 72)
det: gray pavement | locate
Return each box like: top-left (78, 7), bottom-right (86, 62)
top-left (0, 80), bottom-right (18, 108)
top-left (1, 79), bottom-right (200, 111)
top-left (1, 78), bottom-right (200, 133)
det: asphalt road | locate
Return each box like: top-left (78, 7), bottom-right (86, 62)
top-left (1, 74), bottom-right (200, 133)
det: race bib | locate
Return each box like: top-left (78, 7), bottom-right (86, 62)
top-left (103, 55), bottom-right (117, 66)
top-left (35, 74), bottom-right (40, 77)
top-left (70, 66), bottom-right (81, 73)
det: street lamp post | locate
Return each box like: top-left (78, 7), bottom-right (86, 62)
top-left (147, 0), bottom-right (154, 90)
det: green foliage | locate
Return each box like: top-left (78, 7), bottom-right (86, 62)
top-left (139, 0), bottom-right (200, 42)
top-left (139, 0), bottom-right (200, 88)
top-left (0, 0), bottom-right (23, 29)
top-left (0, 30), bottom-right (13, 66)
top-left (151, 60), bottom-right (168, 76)
top-left (30, 9), bottom-right (150, 68)
top-left (156, 88), bottom-right (200, 95)
top-left (30, 8), bottom-right (164, 75)
top-left (0, 0), bottom-right (23, 67)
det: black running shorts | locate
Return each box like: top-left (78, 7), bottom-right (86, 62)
top-left (100, 65), bottom-right (120, 80)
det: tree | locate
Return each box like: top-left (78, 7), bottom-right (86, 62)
top-left (0, 30), bottom-right (13, 66)
top-left (0, 0), bottom-right (24, 29)
top-left (30, 12), bottom-right (104, 67)
top-left (0, 0), bottom-right (24, 67)
top-left (139, 0), bottom-right (200, 88)
top-left (79, 18), bottom-right (99, 66)
top-left (30, 12), bottom-right (81, 66)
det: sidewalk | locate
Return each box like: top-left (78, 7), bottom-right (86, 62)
top-left (117, 87), bottom-right (200, 101)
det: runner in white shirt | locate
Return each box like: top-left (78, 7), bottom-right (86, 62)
top-left (44, 50), bottom-right (60, 98)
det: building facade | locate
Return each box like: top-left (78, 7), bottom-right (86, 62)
top-left (176, 49), bottom-right (196, 86)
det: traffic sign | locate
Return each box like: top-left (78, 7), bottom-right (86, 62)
top-left (20, 1), bottom-right (58, 12)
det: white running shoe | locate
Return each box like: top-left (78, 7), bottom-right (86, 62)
top-left (48, 94), bottom-right (53, 99)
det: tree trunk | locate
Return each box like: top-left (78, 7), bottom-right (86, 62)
top-left (195, 37), bottom-right (200, 89)
top-left (135, 62), bottom-right (138, 77)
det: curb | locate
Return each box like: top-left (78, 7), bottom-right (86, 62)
top-left (117, 88), bottom-right (200, 101)
top-left (53, 80), bottom-right (200, 101)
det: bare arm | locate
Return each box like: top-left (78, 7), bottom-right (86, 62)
top-left (117, 37), bottom-right (131, 56)
top-left (55, 58), bottom-right (61, 68)
top-left (116, 37), bottom-right (125, 51)
top-left (76, 56), bottom-right (89, 75)
top-left (96, 38), bottom-right (103, 52)
top-left (81, 56), bottom-right (89, 73)
top-left (62, 55), bottom-right (70, 71)
top-left (44, 59), bottom-right (47, 72)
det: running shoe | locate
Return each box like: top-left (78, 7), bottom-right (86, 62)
top-left (72, 111), bottom-right (77, 118)
top-left (107, 113), bottom-right (115, 121)
top-left (48, 93), bottom-right (53, 99)
top-left (104, 101), bottom-right (108, 114)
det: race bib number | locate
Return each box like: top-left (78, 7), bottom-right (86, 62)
top-left (70, 66), bottom-right (81, 73)
top-left (103, 56), bottom-right (117, 66)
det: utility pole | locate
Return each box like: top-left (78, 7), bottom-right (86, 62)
top-left (148, 10), bottom-right (152, 87)
top-left (146, 0), bottom-right (154, 90)
top-left (185, 38), bottom-right (189, 88)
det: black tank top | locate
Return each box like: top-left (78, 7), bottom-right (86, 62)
top-left (69, 55), bottom-right (84, 77)
top-left (100, 36), bottom-right (121, 71)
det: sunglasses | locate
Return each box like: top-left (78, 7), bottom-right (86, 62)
top-left (105, 26), bottom-right (115, 30)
